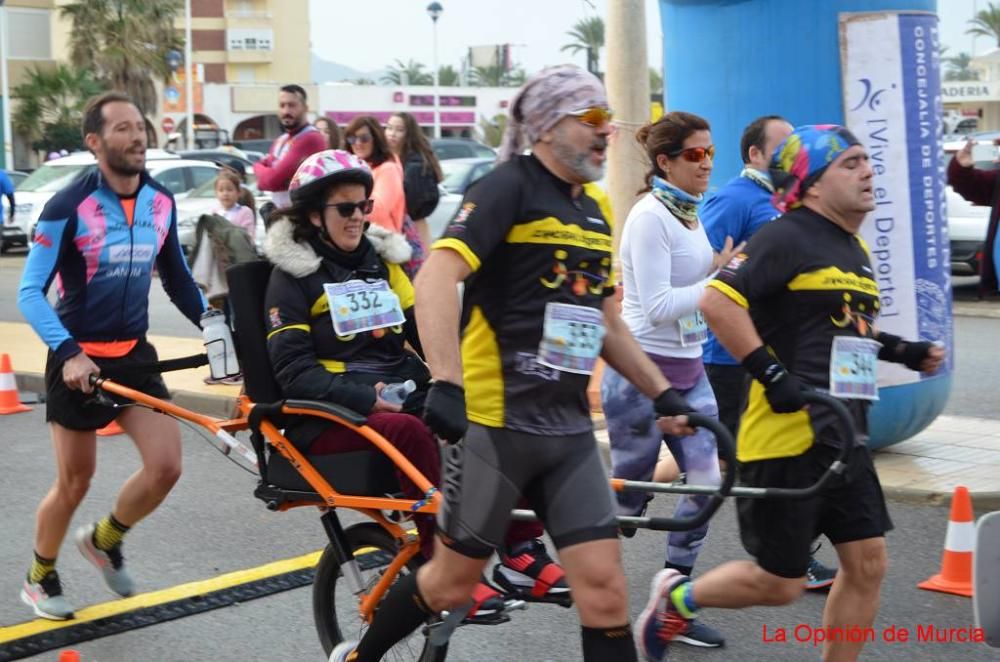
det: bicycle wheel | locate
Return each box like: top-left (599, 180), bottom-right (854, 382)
top-left (313, 521), bottom-right (447, 662)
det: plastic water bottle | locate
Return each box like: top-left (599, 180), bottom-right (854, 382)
top-left (201, 309), bottom-right (239, 378)
top-left (381, 380), bottom-right (416, 406)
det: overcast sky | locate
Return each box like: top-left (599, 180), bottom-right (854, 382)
top-left (309, 0), bottom-right (989, 78)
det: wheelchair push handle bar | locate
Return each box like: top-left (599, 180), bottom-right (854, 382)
top-left (732, 390), bottom-right (855, 500)
top-left (630, 412), bottom-right (734, 532)
top-left (617, 391), bottom-right (856, 531)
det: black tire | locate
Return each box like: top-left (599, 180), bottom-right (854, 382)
top-left (313, 521), bottom-right (447, 662)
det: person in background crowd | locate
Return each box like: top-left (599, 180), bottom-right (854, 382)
top-left (948, 138), bottom-right (1000, 297)
top-left (0, 169), bottom-right (15, 227)
top-left (314, 116), bottom-right (343, 150)
top-left (385, 112), bottom-right (443, 266)
top-left (253, 84), bottom-right (327, 209)
top-left (344, 115), bottom-right (407, 236)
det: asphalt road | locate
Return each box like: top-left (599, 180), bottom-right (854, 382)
top-left (0, 254), bottom-right (998, 661)
top-left (0, 408), bottom-right (996, 661)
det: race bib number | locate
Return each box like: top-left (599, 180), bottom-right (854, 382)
top-left (829, 336), bottom-right (880, 400)
top-left (677, 311), bottom-right (708, 347)
top-left (324, 279), bottom-right (405, 336)
top-left (537, 302), bottom-right (606, 375)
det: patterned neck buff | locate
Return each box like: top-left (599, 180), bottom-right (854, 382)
top-left (740, 167), bottom-right (774, 193)
top-left (768, 124), bottom-right (861, 211)
top-left (651, 176), bottom-right (702, 224)
top-left (498, 65), bottom-right (608, 162)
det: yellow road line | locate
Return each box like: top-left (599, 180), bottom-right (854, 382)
top-left (0, 549), bottom-right (324, 643)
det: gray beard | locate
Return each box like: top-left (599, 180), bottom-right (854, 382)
top-left (551, 139), bottom-right (604, 183)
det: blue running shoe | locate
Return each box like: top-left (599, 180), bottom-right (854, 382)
top-left (674, 618), bottom-right (725, 647)
top-left (635, 568), bottom-right (691, 661)
top-left (805, 556), bottom-right (837, 590)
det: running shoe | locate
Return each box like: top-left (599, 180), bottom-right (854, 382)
top-left (494, 539), bottom-right (570, 597)
top-left (74, 523), bottom-right (135, 597)
top-left (674, 618), bottom-right (725, 648)
top-left (20, 570), bottom-right (74, 620)
top-left (805, 556), bottom-right (837, 590)
top-left (636, 568), bottom-right (691, 661)
top-left (328, 640), bottom-right (358, 661)
top-left (470, 581), bottom-right (505, 617)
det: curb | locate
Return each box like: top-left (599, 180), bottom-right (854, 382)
top-left (15, 372), bottom-right (239, 420)
top-left (952, 303), bottom-right (1000, 319)
top-left (879, 485), bottom-right (1000, 511)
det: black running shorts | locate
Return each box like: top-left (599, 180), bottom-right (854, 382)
top-left (437, 423), bottom-right (619, 558)
top-left (44, 339), bottom-right (170, 431)
top-left (737, 442), bottom-right (893, 578)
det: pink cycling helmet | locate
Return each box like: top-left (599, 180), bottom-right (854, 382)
top-left (288, 149), bottom-right (373, 204)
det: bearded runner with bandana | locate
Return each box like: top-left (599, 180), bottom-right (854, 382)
top-left (330, 65), bottom-right (697, 662)
top-left (634, 125), bottom-right (946, 662)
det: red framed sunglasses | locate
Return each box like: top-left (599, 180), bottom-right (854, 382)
top-left (669, 145), bottom-right (716, 163)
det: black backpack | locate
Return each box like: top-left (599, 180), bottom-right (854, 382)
top-left (403, 153), bottom-right (441, 220)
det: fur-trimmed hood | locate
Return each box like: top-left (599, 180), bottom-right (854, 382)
top-left (264, 218), bottom-right (412, 278)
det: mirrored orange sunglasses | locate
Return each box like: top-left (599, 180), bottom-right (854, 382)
top-left (569, 106), bottom-right (614, 128)
top-left (669, 145), bottom-right (716, 163)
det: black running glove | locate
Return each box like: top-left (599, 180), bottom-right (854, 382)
top-left (423, 380), bottom-right (468, 444)
top-left (653, 388), bottom-right (694, 416)
top-left (742, 346), bottom-right (806, 414)
top-left (876, 332), bottom-right (934, 371)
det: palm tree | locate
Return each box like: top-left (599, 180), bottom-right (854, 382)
top-left (944, 52), bottom-right (979, 81)
top-left (967, 2), bottom-right (1000, 48)
top-left (469, 65), bottom-right (526, 87)
top-left (12, 64), bottom-right (103, 153)
top-left (438, 65), bottom-right (460, 87)
top-left (479, 113), bottom-right (508, 148)
top-left (60, 0), bottom-right (183, 115)
top-left (561, 16), bottom-right (604, 75)
top-left (381, 60), bottom-right (433, 85)
top-left (649, 67), bottom-right (663, 96)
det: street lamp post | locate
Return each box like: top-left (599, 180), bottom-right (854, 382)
top-left (0, 0), bottom-right (13, 169)
top-left (184, 0), bottom-right (194, 149)
top-left (427, 2), bottom-right (443, 139)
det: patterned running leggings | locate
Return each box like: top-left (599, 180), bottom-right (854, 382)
top-left (601, 365), bottom-right (722, 570)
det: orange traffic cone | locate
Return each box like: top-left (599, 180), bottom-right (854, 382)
top-left (918, 485), bottom-right (974, 597)
top-left (58, 650), bottom-right (81, 662)
top-left (96, 420), bottom-right (124, 436)
top-left (0, 353), bottom-right (31, 415)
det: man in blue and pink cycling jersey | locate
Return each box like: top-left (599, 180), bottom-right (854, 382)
top-left (17, 92), bottom-right (206, 620)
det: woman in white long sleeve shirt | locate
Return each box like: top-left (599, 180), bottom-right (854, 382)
top-left (601, 111), bottom-right (741, 649)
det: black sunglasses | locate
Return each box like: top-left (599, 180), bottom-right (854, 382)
top-left (325, 199), bottom-right (374, 217)
top-left (346, 134), bottom-right (373, 145)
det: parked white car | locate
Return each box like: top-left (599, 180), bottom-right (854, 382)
top-left (13, 150), bottom-right (219, 240)
top-left (947, 185), bottom-right (991, 276)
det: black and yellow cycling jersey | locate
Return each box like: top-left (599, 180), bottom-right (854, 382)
top-left (707, 206), bottom-right (880, 462)
top-left (434, 154), bottom-right (615, 435)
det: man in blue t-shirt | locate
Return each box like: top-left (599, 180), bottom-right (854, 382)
top-left (0, 169), bottom-right (15, 226)
top-left (700, 115), bottom-right (837, 591)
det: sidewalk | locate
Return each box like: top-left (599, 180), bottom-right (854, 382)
top-left (6, 321), bottom-right (1000, 508)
